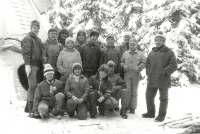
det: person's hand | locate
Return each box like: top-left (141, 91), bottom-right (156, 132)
top-left (25, 65), bottom-right (31, 77)
top-left (72, 96), bottom-right (79, 103)
top-left (78, 98), bottom-right (84, 104)
top-left (97, 96), bottom-right (104, 103)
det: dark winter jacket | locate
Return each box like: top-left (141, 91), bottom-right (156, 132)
top-left (21, 32), bottom-right (43, 66)
top-left (108, 73), bottom-right (126, 94)
top-left (32, 79), bottom-right (63, 113)
top-left (42, 38), bottom-right (63, 71)
top-left (146, 45), bottom-right (177, 88)
top-left (64, 74), bottom-right (89, 101)
top-left (80, 42), bottom-right (100, 73)
top-left (100, 44), bottom-right (120, 74)
top-left (89, 74), bottom-right (113, 100)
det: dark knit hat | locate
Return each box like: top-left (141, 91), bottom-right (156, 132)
top-left (90, 31), bottom-right (99, 37)
top-left (98, 64), bottom-right (110, 74)
top-left (31, 20), bottom-right (40, 28)
top-left (48, 28), bottom-right (57, 34)
top-left (107, 60), bottom-right (115, 67)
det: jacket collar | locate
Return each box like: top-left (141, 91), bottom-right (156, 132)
top-left (28, 32), bottom-right (38, 39)
top-left (128, 49), bottom-right (138, 54)
top-left (106, 44), bottom-right (115, 48)
top-left (152, 45), bottom-right (169, 52)
top-left (46, 38), bottom-right (58, 45)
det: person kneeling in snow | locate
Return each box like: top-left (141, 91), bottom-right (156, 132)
top-left (64, 63), bottom-right (90, 120)
top-left (107, 60), bottom-right (128, 119)
top-left (32, 64), bottom-right (65, 120)
top-left (88, 64), bottom-right (118, 119)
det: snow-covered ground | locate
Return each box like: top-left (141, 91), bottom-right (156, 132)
top-left (0, 51), bottom-right (200, 134)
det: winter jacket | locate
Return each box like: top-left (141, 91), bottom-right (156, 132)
top-left (57, 48), bottom-right (82, 84)
top-left (21, 32), bottom-right (43, 66)
top-left (42, 38), bottom-right (63, 71)
top-left (32, 79), bottom-right (63, 113)
top-left (74, 40), bottom-right (85, 52)
top-left (121, 49), bottom-right (146, 78)
top-left (108, 73), bottom-right (126, 94)
top-left (89, 74), bottom-right (113, 100)
top-left (64, 74), bottom-right (89, 101)
top-left (146, 45), bottom-right (177, 88)
top-left (100, 44), bottom-right (120, 74)
top-left (80, 42), bottom-right (100, 73)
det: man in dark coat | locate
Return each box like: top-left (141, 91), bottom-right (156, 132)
top-left (142, 31), bottom-right (177, 122)
top-left (21, 20), bottom-right (43, 116)
top-left (80, 31), bottom-right (101, 79)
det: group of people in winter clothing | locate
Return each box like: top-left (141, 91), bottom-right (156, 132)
top-left (21, 20), bottom-right (177, 122)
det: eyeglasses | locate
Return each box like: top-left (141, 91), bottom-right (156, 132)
top-left (49, 32), bottom-right (57, 35)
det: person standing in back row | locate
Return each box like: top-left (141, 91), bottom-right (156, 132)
top-left (57, 29), bottom-right (70, 47)
top-left (121, 38), bottom-right (146, 114)
top-left (80, 31), bottom-right (101, 79)
top-left (142, 31), bottom-right (177, 122)
top-left (21, 20), bottom-right (43, 117)
top-left (74, 30), bottom-right (87, 52)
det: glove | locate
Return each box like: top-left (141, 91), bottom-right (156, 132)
top-left (25, 65), bottom-right (31, 77)
top-left (72, 96), bottom-right (79, 104)
top-left (97, 96), bottom-right (104, 103)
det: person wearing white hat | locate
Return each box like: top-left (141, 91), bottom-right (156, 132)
top-left (142, 31), bottom-right (177, 122)
top-left (57, 37), bottom-right (82, 86)
top-left (32, 64), bottom-right (65, 120)
top-left (121, 38), bottom-right (146, 114)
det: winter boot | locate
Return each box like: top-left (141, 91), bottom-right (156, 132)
top-left (28, 101), bottom-right (33, 117)
top-left (24, 101), bottom-right (29, 113)
top-left (120, 107), bottom-right (128, 119)
top-left (114, 107), bottom-right (119, 111)
top-left (142, 112), bottom-right (155, 118)
top-left (130, 109), bottom-right (135, 114)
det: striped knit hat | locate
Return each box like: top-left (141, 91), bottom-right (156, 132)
top-left (43, 64), bottom-right (54, 76)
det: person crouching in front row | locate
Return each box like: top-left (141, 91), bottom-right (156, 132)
top-left (88, 64), bottom-right (118, 119)
top-left (32, 64), bottom-right (65, 120)
top-left (64, 63), bottom-right (90, 120)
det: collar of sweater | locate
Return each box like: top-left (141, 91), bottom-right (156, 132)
top-left (45, 79), bottom-right (55, 85)
top-left (64, 47), bottom-right (76, 52)
top-left (152, 45), bottom-right (169, 52)
top-left (28, 32), bottom-right (38, 39)
top-left (46, 38), bottom-right (58, 45)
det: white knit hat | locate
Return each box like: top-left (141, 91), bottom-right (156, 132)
top-left (43, 64), bottom-right (54, 76)
top-left (154, 31), bottom-right (166, 41)
top-left (123, 32), bottom-right (132, 37)
top-left (65, 37), bottom-right (75, 44)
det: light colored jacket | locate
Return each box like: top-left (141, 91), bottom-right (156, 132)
top-left (121, 49), bottom-right (146, 78)
top-left (57, 48), bottom-right (82, 84)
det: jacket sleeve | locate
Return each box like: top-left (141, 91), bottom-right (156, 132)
top-left (42, 43), bottom-right (48, 64)
top-left (146, 52), bottom-right (151, 76)
top-left (32, 85), bottom-right (42, 113)
top-left (57, 81), bottom-right (63, 93)
top-left (21, 37), bottom-right (32, 65)
top-left (81, 79), bottom-right (90, 101)
top-left (103, 81), bottom-right (113, 100)
top-left (113, 76), bottom-right (126, 93)
top-left (64, 78), bottom-right (73, 99)
top-left (164, 50), bottom-right (177, 76)
top-left (117, 50), bottom-right (121, 74)
top-left (77, 51), bottom-right (82, 65)
top-left (100, 48), bottom-right (105, 66)
top-left (97, 48), bottom-right (101, 69)
top-left (57, 52), bottom-right (66, 74)
top-left (138, 52), bottom-right (146, 71)
top-left (120, 52), bottom-right (126, 67)
top-left (80, 45), bottom-right (84, 62)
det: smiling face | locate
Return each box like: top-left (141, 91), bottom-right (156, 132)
top-left (74, 67), bottom-right (82, 76)
top-left (99, 70), bottom-right (108, 79)
top-left (65, 40), bottom-right (74, 49)
top-left (108, 66), bottom-right (114, 74)
top-left (90, 35), bottom-right (98, 43)
top-left (129, 42), bottom-right (137, 51)
top-left (154, 37), bottom-right (165, 47)
top-left (77, 33), bottom-right (85, 42)
top-left (49, 31), bottom-right (57, 40)
top-left (61, 33), bottom-right (68, 40)
top-left (45, 73), bottom-right (54, 81)
top-left (123, 35), bottom-right (131, 43)
top-left (31, 25), bottom-right (40, 35)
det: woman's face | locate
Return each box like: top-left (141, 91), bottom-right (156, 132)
top-left (77, 33), bottom-right (85, 42)
top-left (65, 40), bottom-right (74, 48)
top-left (74, 68), bottom-right (82, 76)
top-left (45, 73), bottom-right (54, 81)
top-left (61, 33), bottom-right (68, 40)
top-left (123, 35), bottom-right (131, 43)
top-left (99, 71), bottom-right (107, 79)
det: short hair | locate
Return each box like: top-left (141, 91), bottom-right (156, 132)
top-left (31, 20), bottom-right (40, 28)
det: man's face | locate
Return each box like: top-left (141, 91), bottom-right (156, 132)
top-left (123, 35), bottom-right (131, 43)
top-left (61, 33), bottom-right (68, 40)
top-left (108, 66), bottom-right (114, 74)
top-left (106, 37), bottom-right (115, 45)
top-left (77, 33), bottom-right (85, 42)
top-left (65, 40), bottom-right (74, 48)
top-left (49, 31), bottom-right (57, 40)
top-left (154, 37), bottom-right (165, 47)
top-left (74, 67), bottom-right (82, 76)
top-left (31, 25), bottom-right (40, 35)
top-left (45, 73), bottom-right (54, 81)
top-left (129, 42), bottom-right (137, 51)
top-left (90, 35), bottom-right (98, 43)
top-left (99, 71), bottom-right (107, 79)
